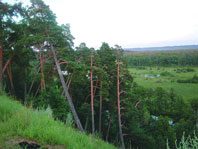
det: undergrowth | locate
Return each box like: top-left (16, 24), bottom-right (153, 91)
top-left (166, 133), bottom-right (198, 149)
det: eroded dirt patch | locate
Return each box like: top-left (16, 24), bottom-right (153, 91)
top-left (4, 138), bottom-right (65, 149)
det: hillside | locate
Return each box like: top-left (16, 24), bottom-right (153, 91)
top-left (0, 95), bottom-right (116, 149)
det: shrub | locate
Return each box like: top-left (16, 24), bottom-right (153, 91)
top-left (167, 132), bottom-right (198, 149)
top-left (160, 71), bottom-right (174, 77)
top-left (177, 75), bottom-right (198, 84)
top-left (186, 68), bottom-right (195, 72)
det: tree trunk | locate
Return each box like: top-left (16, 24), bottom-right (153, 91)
top-left (28, 67), bottom-right (40, 95)
top-left (117, 59), bottom-right (125, 149)
top-left (90, 53), bottom-right (95, 135)
top-left (85, 116), bottom-right (89, 131)
top-left (93, 79), bottom-right (98, 98)
top-left (99, 81), bottom-right (102, 137)
top-left (0, 46), bottom-right (3, 91)
top-left (7, 63), bottom-right (14, 94)
top-left (24, 65), bottom-right (27, 103)
top-left (196, 110), bottom-right (198, 130)
top-left (39, 46), bottom-right (45, 90)
top-left (106, 113), bottom-right (112, 141)
top-left (50, 43), bottom-right (84, 133)
top-left (3, 56), bottom-right (12, 73)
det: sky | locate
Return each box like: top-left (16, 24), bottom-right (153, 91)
top-left (4, 0), bottom-right (198, 49)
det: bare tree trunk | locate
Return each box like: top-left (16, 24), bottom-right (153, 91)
top-left (93, 79), bottom-right (98, 98)
top-left (62, 76), bottom-right (71, 96)
top-left (117, 59), bottom-right (125, 149)
top-left (106, 113), bottom-right (112, 141)
top-left (7, 63), bottom-right (15, 94)
top-left (28, 67), bottom-right (41, 95)
top-left (50, 43), bottom-right (84, 133)
top-left (99, 81), bottom-right (102, 137)
top-left (90, 53), bottom-right (95, 135)
top-left (3, 56), bottom-right (12, 73)
top-left (34, 83), bottom-right (41, 97)
top-left (85, 116), bottom-right (89, 131)
top-left (39, 46), bottom-right (45, 90)
top-left (0, 46), bottom-right (3, 91)
top-left (24, 65), bottom-right (27, 103)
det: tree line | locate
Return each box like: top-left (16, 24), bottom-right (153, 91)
top-left (126, 50), bottom-right (198, 67)
top-left (1, 0), bottom-right (198, 148)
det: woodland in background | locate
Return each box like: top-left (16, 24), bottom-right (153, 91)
top-left (1, 0), bottom-right (198, 148)
top-left (126, 50), bottom-right (198, 67)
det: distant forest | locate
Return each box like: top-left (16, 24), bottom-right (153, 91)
top-left (125, 50), bottom-right (198, 66)
top-left (124, 45), bottom-right (198, 52)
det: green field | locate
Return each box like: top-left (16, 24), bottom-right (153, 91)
top-left (129, 66), bottom-right (198, 100)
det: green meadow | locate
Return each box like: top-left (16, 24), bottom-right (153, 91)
top-left (129, 66), bottom-right (198, 100)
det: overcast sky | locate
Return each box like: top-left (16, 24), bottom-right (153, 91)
top-left (4, 0), bottom-right (198, 48)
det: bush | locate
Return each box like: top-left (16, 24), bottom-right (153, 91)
top-left (177, 75), bottom-right (198, 84)
top-left (160, 71), bottom-right (174, 77)
top-left (186, 68), bottom-right (195, 72)
top-left (175, 68), bottom-right (195, 73)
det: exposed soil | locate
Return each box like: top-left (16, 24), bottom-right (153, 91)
top-left (18, 141), bottom-right (41, 149)
top-left (4, 138), bottom-right (65, 149)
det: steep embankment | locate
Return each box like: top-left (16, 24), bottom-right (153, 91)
top-left (0, 95), bottom-right (116, 149)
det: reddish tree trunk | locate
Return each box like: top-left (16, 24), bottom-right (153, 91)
top-left (62, 77), bottom-right (71, 96)
top-left (39, 47), bottom-right (45, 90)
top-left (7, 63), bottom-right (14, 93)
top-left (50, 43), bottom-right (84, 133)
top-left (0, 46), bottom-right (3, 90)
top-left (90, 53), bottom-right (95, 135)
top-left (117, 59), bottom-right (125, 149)
top-left (93, 79), bottom-right (98, 98)
top-left (99, 81), bottom-right (102, 137)
top-left (28, 67), bottom-right (41, 95)
top-left (3, 56), bottom-right (12, 73)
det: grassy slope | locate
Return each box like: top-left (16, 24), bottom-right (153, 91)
top-left (129, 66), bottom-right (198, 100)
top-left (0, 95), bottom-right (116, 149)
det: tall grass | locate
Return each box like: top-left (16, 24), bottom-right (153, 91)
top-left (0, 95), bottom-right (116, 149)
top-left (167, 133), bottom-right (198, 149)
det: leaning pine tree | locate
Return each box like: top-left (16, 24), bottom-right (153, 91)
top-left (50, 43), bottom-right (84, 133)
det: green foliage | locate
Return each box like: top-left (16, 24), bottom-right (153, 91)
top-left (166, 133), bottom-right (198, 149)
top-left (177, 74), bottom-right (198, 83)
top-left (175, 68), bottom-right (195, 73)
top-left (32, 84), bottom-right (70, 123)
top-left (125, 84), bottom-right (196, 148)
top-left (160, 71), bottom-right (174, 77)
top-left (125, 50), bottom-right (198, 67)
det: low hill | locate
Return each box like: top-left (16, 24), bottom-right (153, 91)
top-left (124, 45), bottom-right (198, 52)
top-left (0, 95), bottom-right (116, 149)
